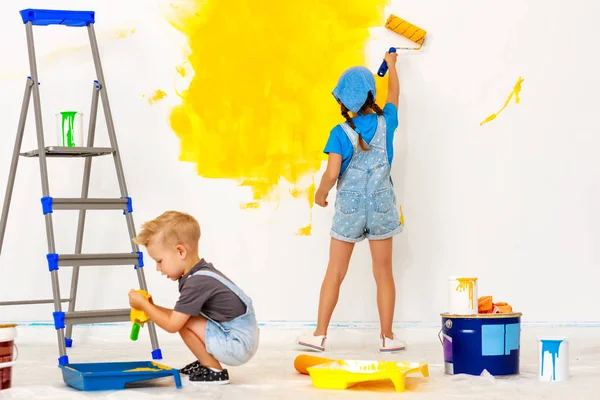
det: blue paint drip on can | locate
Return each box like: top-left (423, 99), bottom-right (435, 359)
top-left (440, 312), bottom-right (522, 376)
top-left (540, 339), bottom-right (562, 381)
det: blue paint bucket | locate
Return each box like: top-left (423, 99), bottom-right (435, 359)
top-left (440, 312), bottom-right (522, 376)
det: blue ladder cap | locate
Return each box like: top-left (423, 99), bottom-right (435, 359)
top-left (122, 196), bottom-right (133, 214)
top-left (58, 355), bottom-right (69, 365)
top-left (151, 349), bottom-right (163, 360)
top-left (65, 338), bottom-right (73, 348)
top-left (47, 253), bottom-right (59, 271)
top-left (135, 251), bottom-right (144, 269)
top-left (53, 311), bottom-right (65, 330)
top-left (41, 197), bottom-right (53, 214)
top-left (20, 9), bottom-right (95, 27)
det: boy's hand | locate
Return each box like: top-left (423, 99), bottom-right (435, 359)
top-left (128, 289), bottom-right (149, 310)
top-left (384, 50), bottom-right (398, 68)
top-left (315, 189), bottom-right (329, 207)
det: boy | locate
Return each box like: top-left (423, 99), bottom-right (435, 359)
top-left (128, 211), bottom-right (259, 385)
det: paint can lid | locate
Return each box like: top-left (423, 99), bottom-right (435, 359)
top-left (537, 336), bottom-right (568, 342)
top-left (440, 312), bottom-right (522, 319)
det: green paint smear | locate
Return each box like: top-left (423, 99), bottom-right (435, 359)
top-left (60, 111), bottom-right (77, 147)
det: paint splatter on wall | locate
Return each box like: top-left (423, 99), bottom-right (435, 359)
top-left (145, 89), bottom-right (168, 104)
top-left (164, 0), bottom-right (389, 233)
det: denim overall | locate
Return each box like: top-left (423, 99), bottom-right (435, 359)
top-left (330, 115), bottom-right (403, 242)
top-left (191, 270), bottom-right (259, 366)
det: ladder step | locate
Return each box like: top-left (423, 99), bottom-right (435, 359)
top-left (0, 298), bottom-right (70, 306)
top-left (63, 309), bottom-right (130, 325)
top-left (53, 253), bottom-right (143, 267)
top-left (49, 198), bottom-right (131, 211)
top-left (20, 146), bottom-right (114, 158)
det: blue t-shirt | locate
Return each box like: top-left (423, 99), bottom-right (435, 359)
top-left (323, 103), bottom-right (398, 177)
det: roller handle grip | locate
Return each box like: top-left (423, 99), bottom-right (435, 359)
top-left (377, 47), bottom-right (397, 77)
top-left (130, 322), bottom-right (141, 341)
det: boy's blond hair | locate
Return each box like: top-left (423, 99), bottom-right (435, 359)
top-left (133, 211), bottom-right (200, 251)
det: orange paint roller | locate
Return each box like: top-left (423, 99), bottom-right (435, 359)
top-left (378, 14), bottom-right (427, 77)
top-left (294, 354), bottom-right (333, 375)
top-left (386, 14), bottom-right (426, 50)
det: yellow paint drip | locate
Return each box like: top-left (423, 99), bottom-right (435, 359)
top-left (399, 205), bottom-right (404, 227)
top-left (176, 65), bottom-right (187, 77)
top-left (455, 278), bottom-right (477, 310)
top-left (297, 224), bottom-right (312, 236)
top-left (148, 90), bottom-right (167, 104)
top-left (240, 202), bottom-right (260, 209)
top-left (164, 0), bottom-right (389, 209)
top-left (480, 77), bottom-right (524, 126)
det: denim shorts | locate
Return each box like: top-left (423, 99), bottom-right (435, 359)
top-left (330, 188), bottom-right (403, 243)
top-left (205, 314), bottom-right (260, 367)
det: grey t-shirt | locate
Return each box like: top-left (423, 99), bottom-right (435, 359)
top-left (174, 259), bottom-right (247, 322)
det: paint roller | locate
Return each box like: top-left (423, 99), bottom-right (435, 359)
top-left (377, 14), bottom-right (427, 77)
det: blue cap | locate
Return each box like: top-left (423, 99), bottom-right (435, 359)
top-left (332, 66), bottom-right (376, 113)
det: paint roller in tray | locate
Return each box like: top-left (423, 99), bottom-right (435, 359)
top-left (377, 14), bottom-right (427, 77)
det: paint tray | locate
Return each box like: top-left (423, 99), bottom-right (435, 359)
top-left (59, 361), bottom-right (182, 391)
top-left (306, 360), bottom-right (428, 392)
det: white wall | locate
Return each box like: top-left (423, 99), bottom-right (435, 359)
top-left (0, 0), bottom-right (598, 326)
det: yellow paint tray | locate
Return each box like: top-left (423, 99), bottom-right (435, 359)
top-left (306, 360), bottom-right (428, 392)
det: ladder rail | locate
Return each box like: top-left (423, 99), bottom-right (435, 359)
top-left (65, 81), bottom-right (100, 342)
top-left (0, 78), bottom-right (33, 254)
top-left (87, 23), bottom-right (161, 354)
top-left (25, 20), bottom-right (67, 362)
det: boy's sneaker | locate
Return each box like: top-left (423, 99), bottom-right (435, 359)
top-left (296, 332), bottom-right (327, 352)
top-left (189, 366), bottom-right (230, 385)
top-left (379, 334), bottom-right (407, 353)
top-left (179, 360), bottom-right (203, 375)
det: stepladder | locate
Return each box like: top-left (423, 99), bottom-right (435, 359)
top-left (0, 9), bottom-right (162, 365)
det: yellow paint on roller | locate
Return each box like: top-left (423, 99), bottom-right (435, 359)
top-left (164, 0), bottom-right (389, 220)
top-left (455, 278), bottom-right (478, 310)
top-left (480, 77), bottom-right (524, 126)
top-left (385, 14), bottom-right (426, 49)
top-left (148, 90), bottom-right (168, 104)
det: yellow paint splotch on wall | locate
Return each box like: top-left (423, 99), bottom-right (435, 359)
top-left (291, 180), bottom-right (316, 236)
top-left (164, 0), bottom-right (389, 232)
top-left (147, 89), bottom-right (168, 104)
top-left (480, 76), bottom-right (524, 126)
top-left (114, 28), bottom-right (136, 39)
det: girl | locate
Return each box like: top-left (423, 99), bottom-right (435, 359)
top-left (296, 51), bottom-right (405, 353)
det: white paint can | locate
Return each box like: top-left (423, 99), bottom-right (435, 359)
top-left (447, 277), bottom-right (478, 315)
top-left (538, 337), bottom-right (569, 382)
top-left (0, 324), bottom-right (18, 390)
top-left (55, 111), bottom-right (84, 147)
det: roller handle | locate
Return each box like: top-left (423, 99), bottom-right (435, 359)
top-left (130, 322), bottom-right (141, 341)
top-left (377, 47), bottom-right (397, 77)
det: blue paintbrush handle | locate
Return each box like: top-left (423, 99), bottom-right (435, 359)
top-left (377, 47), bottom-right (397, 77)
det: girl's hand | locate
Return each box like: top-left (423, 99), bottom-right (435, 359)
top-left (129, 289), bottom-right (148, 310)
top-left (315, 189), bottom-right (329, 207)
top-left (384, 50), bottom-right (398, 68)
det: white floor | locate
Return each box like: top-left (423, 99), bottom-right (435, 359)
top-left (1, 325), bottom-right (599, 399)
